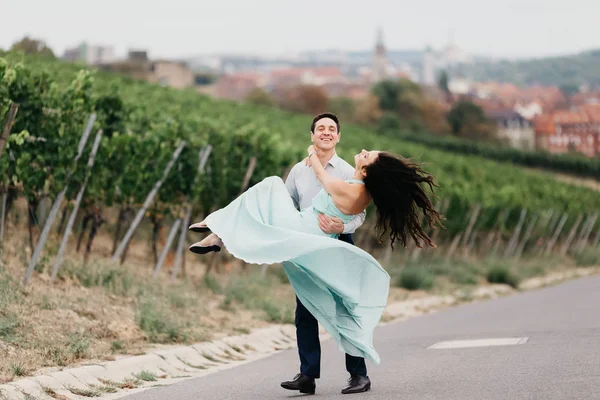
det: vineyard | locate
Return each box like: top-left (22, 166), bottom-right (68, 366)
top-left (0, 51), bottom-right (599, 287)
top-left (390, 130), bottom-right (600, 180)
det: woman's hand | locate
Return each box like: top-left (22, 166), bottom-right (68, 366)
top-left (305, 145), bottom-right (317, 166)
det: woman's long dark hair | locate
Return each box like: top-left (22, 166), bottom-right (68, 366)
top-left (363, 152), bottom-right (444, 250)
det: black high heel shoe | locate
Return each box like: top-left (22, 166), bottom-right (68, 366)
top-left (189, 234), bottom-right (222, 254)
top-left (189, 242), bottom-right (221, 254)
top-left (188, 222), bottom-right (211, 233)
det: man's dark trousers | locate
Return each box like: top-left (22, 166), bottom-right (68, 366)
top-left (295, 233), bottom-right (367, 379)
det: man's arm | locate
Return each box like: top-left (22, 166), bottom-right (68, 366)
top-left (284, 164), bottom-right (300, 209)
top-left (316, 207), bottom-right (365, 235)
top-left (342, 209), bottom-right (366, 234)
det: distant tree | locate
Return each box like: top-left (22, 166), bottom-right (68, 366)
top-left (396, 79), bottom-right (424, 119)
top-left (277, 85), bottom-right (329, 115)
top-left (447, 100), bottom-right (495, 140)
top-left (371, 80), bottom-right (400, 111)
top-left (437, 70), bottom-right (453, 103)
top-left (376, 111), bottom-right (403, 134)
top-left (10, 36), bottom-right (55, 58)
top-left (450, 49), bottom-right (600, 88)
top-left (245, 88), bottom-right (275, 107)
top-left (438, 70), bottom-right (450, 95)
top-left (328, 97), bottom-right (356, 122)
top-left (420, 99), bottom-right (451, 135)
top-left (559, 83), bottom-right (579, 97)
top-left (354, 94), bottom-right (383, 125)
top-left (372, 78), bottom-right (424, 119)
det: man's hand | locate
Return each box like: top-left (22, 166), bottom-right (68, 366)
top-left (318, 213), bottom-right (344, 235)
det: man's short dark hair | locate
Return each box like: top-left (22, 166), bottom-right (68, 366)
top-left (310, 112), bottom-right (340, 133)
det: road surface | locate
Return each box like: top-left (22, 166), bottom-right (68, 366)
top-left (122, 275), bottom-right (600, 399)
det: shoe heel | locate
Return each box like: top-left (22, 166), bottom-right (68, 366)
top-left (188, 223), bottom-right (210, 233)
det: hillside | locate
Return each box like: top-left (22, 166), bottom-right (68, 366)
top-left (452, 49), bottom-right (600, 88)
top-left (1, 51), bottom-right (600, 239)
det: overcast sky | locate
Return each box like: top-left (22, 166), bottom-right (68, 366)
top-left (2, 0), bottom-right (599, 60)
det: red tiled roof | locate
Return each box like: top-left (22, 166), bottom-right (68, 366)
top-left (472, 82), bottom-right (567, 112)
top-left (310, 66), bottom-right (343, 77)
top-left (570, 92), bottom-right (600, 106)
top-left (270, 68), bottom-right (306, 79)
top-left (580, 104), bottom-right (600, 122)
top-left (534, 103), bottom-right (600, 135)
top-left (553, 109), bottom-right (589, 124)
top-left (269, 67), bottom-right (343, 79)
top-left (533, 114), bottom-right (556, 135)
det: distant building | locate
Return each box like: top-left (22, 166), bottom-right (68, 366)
top-left (534, 104), bottom-right (600, 157)
top-left (448, 76), bottom-right (471, 95)
top-left (571, 91), bottom-right (600, 106)
top-left (470, 82), bottom-right (566, 114)
top-left (514, 101), bottom-right (543, 120)
top-left (127, 50), bottom-right (149, 63)
top-left (420, 33), bottom-right (471, 85)
top-left (98, 50), bottom-right (195, 89)
top-left (422, 46), bottom-right (436, 86)
top-left (485, 109), bottom-right (535, 150)
top-left (62, 42), bottom-right (115, 65)
top-left (147, 60), bottom-right (195, 89)
top-left (371, 28), bottom-right (389, 83)
top-left (212, 72), bottom-right (267, 100)
top-left (440, 33), bottom-right (470, 67)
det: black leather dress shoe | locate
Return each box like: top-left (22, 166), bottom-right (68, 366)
top-left (341, 375), bottom-right (371, 394)
top-left (280, 373), bottom-right (316, 394)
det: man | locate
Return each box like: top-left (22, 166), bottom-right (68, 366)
top-left (281, 112), bottom-right (371, 395)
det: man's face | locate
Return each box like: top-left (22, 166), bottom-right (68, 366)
top-left (311, 117), bottom-right (340, 151)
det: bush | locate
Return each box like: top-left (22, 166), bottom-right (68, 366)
top-left (67, 332), bottom-right (91, 359)
top-left (573, 248), bottom-right (600, 267)
top-left (397, 267), bottom-right (435, 291)
top-left (65, 261), bottom-right (135, 297)
top-left (135, 299), bottom-right (186, 343)
top-left (450, 268), bottom-right (479, 285)
top-left (220, 272), bottom-right (294, 324)
top-left (0, 313), bottom-right (19, 342)
top-left (486, 265), bottom-right (520, 288)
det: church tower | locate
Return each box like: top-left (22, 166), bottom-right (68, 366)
top-left (423, 45), bottom-right (436, 86)
top-left (371, 27), bottom-right (388, 83)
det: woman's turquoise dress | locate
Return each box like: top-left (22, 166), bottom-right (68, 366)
top-left (202, 176), bottom-right (390, 364)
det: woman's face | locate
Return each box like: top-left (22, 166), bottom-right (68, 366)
top-left (354, 149), bottom-right (380, 170)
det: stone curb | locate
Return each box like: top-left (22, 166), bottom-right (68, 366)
top-left (1, 266), bottom-right (597, 399)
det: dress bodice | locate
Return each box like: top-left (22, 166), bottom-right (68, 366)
top-left (311, 179), bottom-right (365, 223)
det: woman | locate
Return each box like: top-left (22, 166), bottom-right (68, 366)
top-left (188, 145), bottom-right (443, 365)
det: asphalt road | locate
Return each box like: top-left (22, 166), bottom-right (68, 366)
top-left (122, 275), bottom-right (600, 400)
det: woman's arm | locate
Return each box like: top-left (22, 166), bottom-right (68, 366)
top-left (306, 146), bottom-right (353, 209)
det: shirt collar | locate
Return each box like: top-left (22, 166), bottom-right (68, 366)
top-left (326, 153), bottom-right (341, 168)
